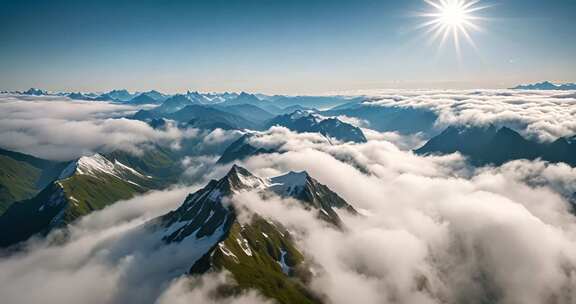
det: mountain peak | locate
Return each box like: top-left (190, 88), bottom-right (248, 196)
top-left (270, 171), bottom-right (309, 188)
top-left (108, 89), bottom-right (129, 94)
top-left (227, 164), bottom-right (252, 178)
top-left (58, 153), bottom-right (146, 181)
top-left (495, 126), bottom-right (521, 137)
top-left (222, 164), bottom-right (268, 192)
top-left (24, 88), bottom-right (48, 95)
top-left (267, 111), bottom-right (367, 143)
top-left (512, 81), bottom-right (576, 90)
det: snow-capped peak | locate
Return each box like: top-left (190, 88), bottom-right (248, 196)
top-left (58, 154), bottom-right (146, 180)
top-left (270, 171), bottom-right (308, 187)
top-left (289, 110), bottom-right (317, 120)
top-left (268, 171), bottom-right (310, 196)
top-left (224, 164), bottom-right (269, 192)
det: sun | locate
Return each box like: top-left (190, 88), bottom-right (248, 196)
top-left (419, 0), bottom-right (488, 53)
top-left (437, 2), bottom-right (469, 26)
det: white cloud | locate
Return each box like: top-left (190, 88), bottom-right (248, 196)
top-left (202, 128), bottom-right (244, 146)
top-left (361, 89), bottom-right (576, 141)
top-left (219, 127), bottom-right (576, 304)
top-left (0, 95), bottom-right (199, 160)
top-left (2, 96), bottom-right (576, 304)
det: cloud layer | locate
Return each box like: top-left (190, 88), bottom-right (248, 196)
top-left (1, 94), bottom-right (576, 303)
top-left (362, 89), bottom-right (576, 141)
top-left (0, 95), bottom-right (198, 160)
top-left (226, 127), bottom-right (576, 304)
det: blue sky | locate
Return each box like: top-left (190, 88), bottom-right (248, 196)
top-left (0, 0), bottom-right (575, 94)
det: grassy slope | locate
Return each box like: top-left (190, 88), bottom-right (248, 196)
top-left (58, 172), bottom-right (148, 223)
top-left (210, 217), bottom-right (319, 304)
top-left (105, 147), bottom-right (181, 183)
top-left (0, 155), bottom-right (42, 213)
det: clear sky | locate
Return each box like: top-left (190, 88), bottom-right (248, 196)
top-left (0, 0), bottom-right (575, 94)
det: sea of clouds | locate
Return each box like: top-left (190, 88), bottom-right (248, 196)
top-left (1, 92), bottom-right (576, 303)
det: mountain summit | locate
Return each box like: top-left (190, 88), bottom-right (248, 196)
top-left (267, 110), bottom-right (367, 143)
top-left (512, 81), bottom-right (576, 90)
top-left (416, 125), bottom-right (576, 166)
top-left (146, 165), bottom-right (356, 303)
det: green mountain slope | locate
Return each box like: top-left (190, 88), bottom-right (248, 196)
top-left (0, 148), bottom-right (65, 213)
top-left (0, 153), bottom-right (164, 247)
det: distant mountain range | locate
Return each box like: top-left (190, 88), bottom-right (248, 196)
top-left (3, 88), bottom-right (358, 111)
top-left (511, 81), bottom-right (576, 90)
top-left (416, 125), bottom-right (576, 166)
top-left (323, 102), bottom-right (438, 135)
top-left (129, 92), bottom-right (367, 145)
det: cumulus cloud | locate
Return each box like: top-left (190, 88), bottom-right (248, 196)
top-left (202, 128), bottom-right (244, 146)
top-left (362, 89), bottom-right (576, 141)
top-left (0, 95), bottom-right (199, 160)
top-left (362, 128), bottom-right (426, 150)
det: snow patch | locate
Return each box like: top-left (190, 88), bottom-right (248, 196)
top-left (235, 173), bottom-right (268, 190)
top-left (236, 237), bottom-right (253, 256)
top-left (218, 243), bottom-right (239, 263)
top-left (277, 248), bottom-right (290, 275)
top-left (208, 189), bottom-right (222, 201)
top-left (58, 154), bottom-right (146, 183)
top-left (269, 171), bottom-right (308, 196)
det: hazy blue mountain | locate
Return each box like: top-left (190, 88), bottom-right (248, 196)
top-left (223, 92), bottom-right (283, 114)
top-left (279, 104), bottom-right (315, 114)
top-left (22, 88), bottom-right (48, 96)
top-left (269, 95), bottom-right (362, 110)
top-left (512, 81), bottom-right (576, 90)
top-left (167, 105), bottom-right (258, 130)
top-left (184, 91), bottom-right (211, 104)
top-left (200, 92), bottom-right (239, 104)
top-left (133, 103), bottom-right (258, 130)
top-left (142, 90), bottom-right (170, 101)
top-left (128, 93), bottom-right (160, 105)
top-left (104, 89), bottom-right (136, 102)
top-left (416, 125), bottom-right (576, 166)
top-left (267, 110), bottom-right (367, 143)
top-left (146, 165), bottom-right (355, 303)
top-left (328, 98), bottom-right (364, 111)
top-left (154, 94), bottom-right (199, 114)
top-left (128, 90), bottom-right (170, 104)
top-left (66, 92), bottom-right (120, 101)
top-left (214, 104), bottom-right (275, 125)
top-left (324, 104), bottom-right (438, 135)
top-left (147, 118), bottom-right (168, 129)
